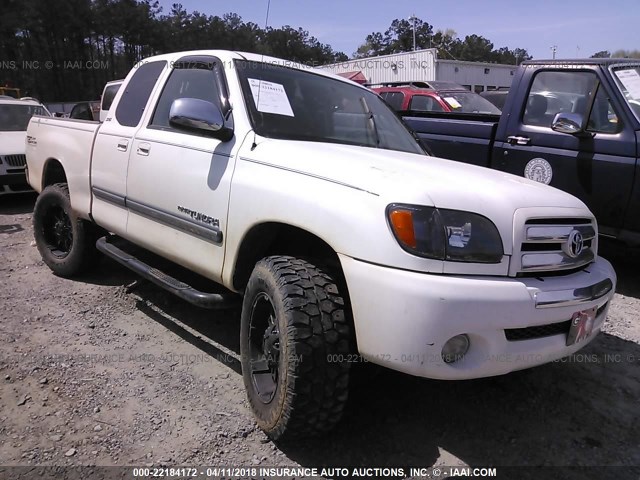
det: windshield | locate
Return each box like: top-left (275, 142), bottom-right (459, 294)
top-left (612, 66), bottom-right (640, 123)
top-left (235, 60), bottom-right (424, 155)
top-left (0, 104), bottom-right (49, 131)
top-left (438, 91), bottom-right (501, 114)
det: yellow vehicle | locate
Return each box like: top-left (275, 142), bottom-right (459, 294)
top-left (0, 86), bottom-right (21, 98)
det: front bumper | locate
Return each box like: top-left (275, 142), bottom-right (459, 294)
top-left (340, 254), bottom-right (616, 380)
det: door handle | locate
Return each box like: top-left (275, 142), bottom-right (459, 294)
top-left (137, 143), bottom-right (151, 156)
top-left (507, 135), bottom-right (531, 146)
top-left (116, 139), bottom-right (129, 152)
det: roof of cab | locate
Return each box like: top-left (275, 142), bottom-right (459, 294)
top-left (136, 50), bottom-right (367, 89)
top-left (522, 58), bottom-right (640, 67)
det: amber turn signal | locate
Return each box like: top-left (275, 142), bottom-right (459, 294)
top-left (389, 209), bottom-right (417, 248)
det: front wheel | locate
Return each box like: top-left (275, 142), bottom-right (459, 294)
top-left (33, 183), bottom-right (98, 277)
top-left (240, 256), bottom-right (352, 440)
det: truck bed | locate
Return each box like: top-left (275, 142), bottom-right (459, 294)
top-left (26, 116), bottom-right (101, 219)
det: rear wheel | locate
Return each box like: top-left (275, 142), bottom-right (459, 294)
top-left (33, 183), bottom-right (98, 277)
top-left (240, 256), bottom-right (352, 440)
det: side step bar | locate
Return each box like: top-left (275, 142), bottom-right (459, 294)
top-left (96, 236), bottom-right (240, 310)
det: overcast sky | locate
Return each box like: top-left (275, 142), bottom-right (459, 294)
top-left (157, 0), bottom-right (639, 60)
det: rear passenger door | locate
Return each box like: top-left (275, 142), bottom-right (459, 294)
top-left (91, 61), bottom-right (166, 235)
top-left (124, 56), bottom-right (235, 283)
top-left (495, 68), bottom-right (636, 236)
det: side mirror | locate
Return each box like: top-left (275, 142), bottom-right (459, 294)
top-left (551, 112), bottom-right (586, 135)
top-left (169, 98), bottom-right (232, 140)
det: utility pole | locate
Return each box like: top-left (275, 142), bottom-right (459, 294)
top-left (576, 45), bottom-right (580, 57)
top-left (409, 14), bottom-right (417, 51)
top-left (550, 45), bottom-right (557, 59)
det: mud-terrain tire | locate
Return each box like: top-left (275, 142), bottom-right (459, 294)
top-left (33, 183), bottom-right (98, 277)
top-left (240, 256), bottom-right (352, 440)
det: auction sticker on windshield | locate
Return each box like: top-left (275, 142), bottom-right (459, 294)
top-left (248, 79), bottom-right (294, 116)
top-left (616, 69), bottom-right (640, 100)
top-left (443, 97), bottom-right (462, 109)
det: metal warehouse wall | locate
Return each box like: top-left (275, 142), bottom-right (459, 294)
top-left (436, 60), bottom-right (516, 91)
top-left (320, 50), bottom-right (517, 91)
top-left (319, 49), bottom-right (437, 84)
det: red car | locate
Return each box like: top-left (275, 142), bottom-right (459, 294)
top-left (371, 81), bottom-right (502, 114)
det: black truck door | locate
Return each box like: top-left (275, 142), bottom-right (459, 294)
top-left (493, 68), bottom-right (636, 237)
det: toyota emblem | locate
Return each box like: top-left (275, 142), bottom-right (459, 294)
top-left (567, 230), bottom-right (584, 258)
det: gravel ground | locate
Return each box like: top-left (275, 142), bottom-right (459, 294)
top-left (0, 193), bottom-right (638, 479)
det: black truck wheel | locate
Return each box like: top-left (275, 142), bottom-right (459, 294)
top-left (240, 256), bottom-right (352, 440)
top-left (33, 183), bottom-right (98, 277)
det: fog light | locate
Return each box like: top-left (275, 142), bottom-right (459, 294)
top-left (441, 334), bottom-right (470, 363)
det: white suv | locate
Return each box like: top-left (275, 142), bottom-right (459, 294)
top-left (0, 96), bottom-right (50, 195)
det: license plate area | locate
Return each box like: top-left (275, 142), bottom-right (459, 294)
top-left (566, 306), bottom-right (597, 346)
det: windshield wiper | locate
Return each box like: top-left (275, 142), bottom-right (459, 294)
top-left (359, 97), bottom-right (380, 147)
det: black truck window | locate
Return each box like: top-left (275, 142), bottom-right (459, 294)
top-left (115, 61), bottom-right (166, 127)
top-left (409, 95), bottom-right (445, 112)
top-left (380, 92), bottom-right (405, 110)
top-left (102, 84), bottom-right (121, 112)
top-left (523, 71), bottom-right (597, 128)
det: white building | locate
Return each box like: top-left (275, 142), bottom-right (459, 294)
top-left (319, 49), bottom-right (517, 93)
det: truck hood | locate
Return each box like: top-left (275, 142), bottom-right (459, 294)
top-left (0, 131), bottom-right (27, 155)
top-left (248, 138), bottom-right (588, 213)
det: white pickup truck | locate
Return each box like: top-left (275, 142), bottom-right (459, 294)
top-left (26, 50), bottom-right (616, 440)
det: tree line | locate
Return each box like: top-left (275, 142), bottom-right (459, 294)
top-left (1, 1), bottom-right (630, 103)
top-left (0, 0), bottom-right (348, 102)
top-left (591, 49), bottom-right (640, 59)
top-left (354, 18), bottom-right (532, 65)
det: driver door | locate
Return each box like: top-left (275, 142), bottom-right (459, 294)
top-left (124, 56), bottom-right (236, 283)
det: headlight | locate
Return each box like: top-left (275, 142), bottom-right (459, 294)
top-left (387, 204), bottom-right (504, 263)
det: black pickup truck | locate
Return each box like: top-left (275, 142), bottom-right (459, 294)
top-left (402, 59), bottom-right (640, 245)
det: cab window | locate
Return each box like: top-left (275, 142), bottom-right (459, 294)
top-left (115, 61), bottom-right (166, 127)
top-left (409, 95), bottom-right (445, 112)
top-left (151, 65), bottom-right (222, 130)
top-left (523, 70), bottom-right (621, 133)
top-left (523, 71), bottom-right (596, 127)
top-left (379, 91), bottom-right (405, 111)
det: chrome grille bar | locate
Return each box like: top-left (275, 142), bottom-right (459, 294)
top-left (525, 225), bottom-right (595, 243)
top-left (521, 250), bottom-right (594, 272)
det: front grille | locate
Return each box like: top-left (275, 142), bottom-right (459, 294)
top-left (516, 217), bottom-right (596, 275)
top-left (505, 302), bottom-right (609, 342)
top-left (4, 154), bottom-right (26, 167)
top-left (505, 320), bottom-right (572, 341)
